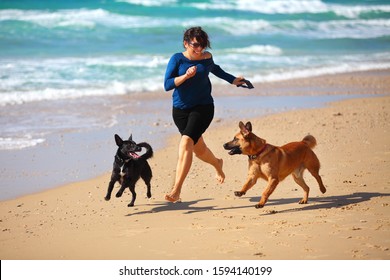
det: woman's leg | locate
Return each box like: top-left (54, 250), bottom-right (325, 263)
top-left (165, 135), bottom-right (194, 202)
top-left (194, 136), bottom-right (225, 184)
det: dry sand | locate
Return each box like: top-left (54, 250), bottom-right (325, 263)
top-left (0, 70), bottom-right (389, 260)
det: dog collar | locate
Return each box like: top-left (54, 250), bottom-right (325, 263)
top-left (115, 154), bottom-right (125, 165)
top-left (248, 144), bottom-right (268, 160)
top-left (115, 154), bottom-right (130, 166)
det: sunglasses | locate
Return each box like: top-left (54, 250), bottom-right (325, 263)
top-left (188, 41), bottom-right (203, 49)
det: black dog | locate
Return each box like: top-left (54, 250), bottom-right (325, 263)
top-left (104, 134), bottom-right (153, 207)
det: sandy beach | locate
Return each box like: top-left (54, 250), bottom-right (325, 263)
top-left (0, 70), bottom-right (389, 260)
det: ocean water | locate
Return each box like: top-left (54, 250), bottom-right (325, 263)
top-left (1, 0), bottom-right (390, 149)
top-left (0, 0), bottom-right (389, 199)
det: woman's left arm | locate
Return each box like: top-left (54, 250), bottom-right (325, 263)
top-left (209, 56), bottom-right (245, 86)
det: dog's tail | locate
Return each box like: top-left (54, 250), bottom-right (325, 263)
top-left (302, 135), bottom-right (317, 149)
top-left (138, 142), bottom-right (153, 160)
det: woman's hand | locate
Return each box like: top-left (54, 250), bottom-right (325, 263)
top-left (186, 66), bottom-right (197, 78)
top-left (174, 66), bottom-right (197, 87)
top-left (232, 76), bottom-right (245, 86)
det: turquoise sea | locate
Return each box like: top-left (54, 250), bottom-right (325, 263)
top-left (1, 0), bottom-right (390, 147)
top-left (1, 0), bottom-right (389, 199)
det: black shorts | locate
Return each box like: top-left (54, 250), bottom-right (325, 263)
top-left (172, 104), bottom-right (214, 144)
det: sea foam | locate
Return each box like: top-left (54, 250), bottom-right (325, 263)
top-left (0, 136), bottom-right (46, 150)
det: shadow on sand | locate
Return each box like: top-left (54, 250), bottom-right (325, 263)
top-left (251, 192), bottom-right (390, 216)
top-left (125, 198), bottom-right (220, 217)
top-left (125, 192), bottom-right (389, 217)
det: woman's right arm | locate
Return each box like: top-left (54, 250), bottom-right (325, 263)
top-left (164, 55), bottom-right (196, 91)
top-left (164, 55), bottom-right (178, 91)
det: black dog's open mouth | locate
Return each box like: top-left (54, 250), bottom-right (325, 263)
top-left (129, 152), bottom-right (141, 159)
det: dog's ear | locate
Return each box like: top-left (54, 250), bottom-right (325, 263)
top-left (115, 134), bottom-right (123, 146)
top-left (239, 121), bottom-right (251, 138)
top-left (245, 122), bottom-right (252, 132)
top-left (128, 134), bottom-right (133, 141)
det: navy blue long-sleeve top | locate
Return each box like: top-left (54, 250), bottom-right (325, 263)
top-left (164, 52), bottom-right (236, 109)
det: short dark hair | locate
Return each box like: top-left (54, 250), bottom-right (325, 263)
top-left (183, 26), bottom-right (211, 49)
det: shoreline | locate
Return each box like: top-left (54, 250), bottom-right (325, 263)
top-left (0, 70), bottom-right (389, 260)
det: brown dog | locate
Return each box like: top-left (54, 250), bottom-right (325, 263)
top-left (223, 121), bottom-right (326, 208)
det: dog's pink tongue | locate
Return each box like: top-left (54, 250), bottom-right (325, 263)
top-left (129, 152), bottom-right (140, 159)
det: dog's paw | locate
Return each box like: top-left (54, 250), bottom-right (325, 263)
top-left (147, 192), bottom-right (152, 199)
top-left (115, 192), bottom-right (123, 198)
top-left (234, 191), bottom-right (246, 197)
top-left (255, 204), bottom-right (264, 209)
top-left (104, 196), bottom-right (111, 201)
top-left (127, 203), bottom-right (134, 207)
top-left (298, 199), bottom-right (308, 204)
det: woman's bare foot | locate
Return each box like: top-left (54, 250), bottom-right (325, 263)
top-left (215, 158), bottom-right (225, 184)
top-left (165, 193), bottom-right (181, 203)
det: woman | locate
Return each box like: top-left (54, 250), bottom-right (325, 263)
top-left (164, 26), bottom-right (246, 202)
